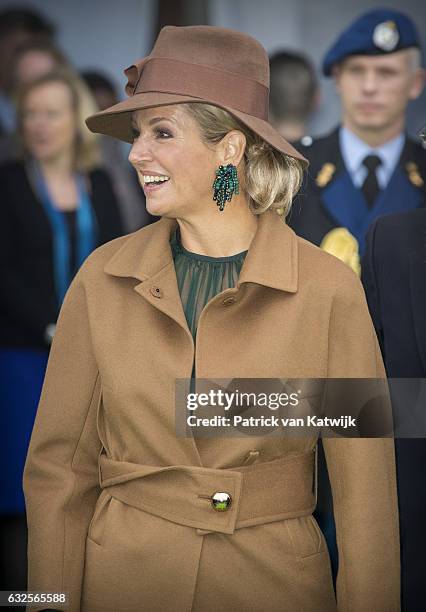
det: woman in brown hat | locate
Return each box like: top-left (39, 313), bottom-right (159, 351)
top-left (23, 26), bottom-right (400, 612)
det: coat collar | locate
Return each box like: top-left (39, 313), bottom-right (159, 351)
top-left (103, 210), bottom-right (299, 293)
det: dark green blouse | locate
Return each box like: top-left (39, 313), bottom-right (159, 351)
top-left (170, 227), bottom-right (248, 339)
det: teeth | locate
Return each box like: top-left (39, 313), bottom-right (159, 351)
top-left (143, 175), bottom-right (170, 184)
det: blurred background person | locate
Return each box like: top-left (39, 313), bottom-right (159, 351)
top-left (288, 8), bottom-right (425, 275)
top-left (0, 6), bottom-right (55, 137)
top-left (0, 68), bottom-right (124, 596)
top-left (0, 38), bottom-right (69, 164)
top-left (82, 69), bottom-right (157, 231)
top-left (0, 39), bottom-right (150, 232)
top-left (13, 38), bottom-right (66, 86)
top-left (269, 49), bottom-right (319, 143)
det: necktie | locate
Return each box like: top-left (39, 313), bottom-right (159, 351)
top-left (361, 154), bottom-right (382, 208)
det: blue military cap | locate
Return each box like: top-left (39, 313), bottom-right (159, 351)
top-left (323, 8), bottom-right (421, 76)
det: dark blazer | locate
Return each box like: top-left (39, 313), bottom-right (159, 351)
top-left (362, 207), bottom-right (426, 612)
top-left (0, 159), bottom-right (125, 350)
top-left (288, 127), bottom-right (426, 255)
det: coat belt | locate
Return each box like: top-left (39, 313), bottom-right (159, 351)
top-left (98, 450), bottom-right (317, 535)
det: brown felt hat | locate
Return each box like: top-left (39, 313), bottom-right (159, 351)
top-left (85, 25), bottom-right (308, 166)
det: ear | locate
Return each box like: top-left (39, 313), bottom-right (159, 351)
top-left (217, 130), bottom-right (247, 167)
top-left (408, 67), bottom-right (425, 101)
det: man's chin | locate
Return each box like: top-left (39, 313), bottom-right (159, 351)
top-left (353, 116), bottom-right (389, 132)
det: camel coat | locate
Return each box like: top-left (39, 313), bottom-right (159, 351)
top-left (23, 210), bottom-right (400, 612)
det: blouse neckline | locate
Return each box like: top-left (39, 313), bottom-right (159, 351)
top-left (170, 227), bottom-right (248, 263)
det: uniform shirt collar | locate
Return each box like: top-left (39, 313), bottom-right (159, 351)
top-left (339, 125), bottom-right (405, 188)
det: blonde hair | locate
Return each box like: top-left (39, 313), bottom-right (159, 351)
top-left (184, 102), bottom-right (306, 219)
top-left (15, 67), bottom-right (101, 172)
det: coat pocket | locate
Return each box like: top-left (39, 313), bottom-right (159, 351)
top-left (87, 489), bottom-right (112, 547)
top-left (285, 514), bottom-right (325, 558)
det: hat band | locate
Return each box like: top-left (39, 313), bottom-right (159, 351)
top-left (133, 57), bottom-right (269, 121)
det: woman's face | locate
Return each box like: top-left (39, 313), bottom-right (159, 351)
top-left (22, 81), bottom-right (78, 164)
top-left (129, 105), bottom-right (220, 218)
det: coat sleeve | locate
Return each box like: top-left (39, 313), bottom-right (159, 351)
top-left (23, 262), bottom-right (103, 612)
top-left (321, 269), bottom-right (400, 612)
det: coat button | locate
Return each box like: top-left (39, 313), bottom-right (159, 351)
top-left (222, 296), bottom-right (236, 306)
top-left (150, 286), bottom-right (163, 298)
top-left (211, 491), bottom-right (232, 511)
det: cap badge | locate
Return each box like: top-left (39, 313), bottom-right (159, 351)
top-left (373, 21), bottom-right (400, 52)
top-left (316, 163), bottom-right (336, 188)
top-left (406, 162), bottom-right (424, 188)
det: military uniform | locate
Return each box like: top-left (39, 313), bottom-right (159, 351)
top-left (288, 8), bottom-right (425, 271)
top-left (288, 128), bottom-right (426, 257)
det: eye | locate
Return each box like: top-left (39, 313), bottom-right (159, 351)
top-left (378, 68), bottom-right (397, 78)
top-left (347, 65), bottom-right (364, 76)
top-left (131, 127), bottom-right (140, 140)
top-left (155, 127), bottom-right (172, 139)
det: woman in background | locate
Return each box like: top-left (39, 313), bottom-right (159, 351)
top-left (0, 68), bottom-right (123, 595)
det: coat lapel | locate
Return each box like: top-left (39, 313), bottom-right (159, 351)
top-left (104, 217), bottom-right (191, 334)
top-left (322, 170), bottom-right (368, 243)
top-left (238, 210), bottom-right (298, 292)
top-left (103, 212), bottom-right (299, 295)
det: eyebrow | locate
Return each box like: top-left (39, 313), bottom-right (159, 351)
top-left (131, 116), bottom-right (175, 128)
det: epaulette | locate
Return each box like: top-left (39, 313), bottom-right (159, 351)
top-left (405, 162), bottom-right (424, 188)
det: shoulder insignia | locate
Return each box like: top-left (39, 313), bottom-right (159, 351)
top-left (320, 227), bottom-right (361, 276)
top-left (315, 163), bottom-right (336, 188)
top-left (406, 162), bottom-right (424, 188)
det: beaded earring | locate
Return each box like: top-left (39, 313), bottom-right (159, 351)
top-left (212, 163), bottom-right (239, 211)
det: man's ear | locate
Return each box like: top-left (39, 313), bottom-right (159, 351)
top-left (408, 67), bottom-right (425, 101)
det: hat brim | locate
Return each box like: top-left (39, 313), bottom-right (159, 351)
top-left (85, 91), bottom-right (308, 167)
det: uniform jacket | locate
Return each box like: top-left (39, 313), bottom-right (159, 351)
top-left (288, 128), bottom-right (426, 255)
top-left (362, 207), bottom-right (426, 611)
top-left (23, 210), bottom-right (400, 612)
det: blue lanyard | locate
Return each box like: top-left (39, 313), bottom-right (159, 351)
top-left (32, 160), bottom-right (98, 306)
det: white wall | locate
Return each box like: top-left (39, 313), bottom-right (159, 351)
top-left (0, 0), bottom-right (156, 96)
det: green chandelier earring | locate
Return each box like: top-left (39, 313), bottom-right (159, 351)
top-left (212, 163), bottom-right (239, 211)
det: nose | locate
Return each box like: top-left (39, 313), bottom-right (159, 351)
top-left (361, 70), bottom-right (378, 95)
top-left (128, 135), bottom-right (154, 166)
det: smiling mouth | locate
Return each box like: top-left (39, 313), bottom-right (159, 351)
top-left (142, 174), bottom-right (170, 184)
top-left (140, 174), bottom-right (170, 193)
